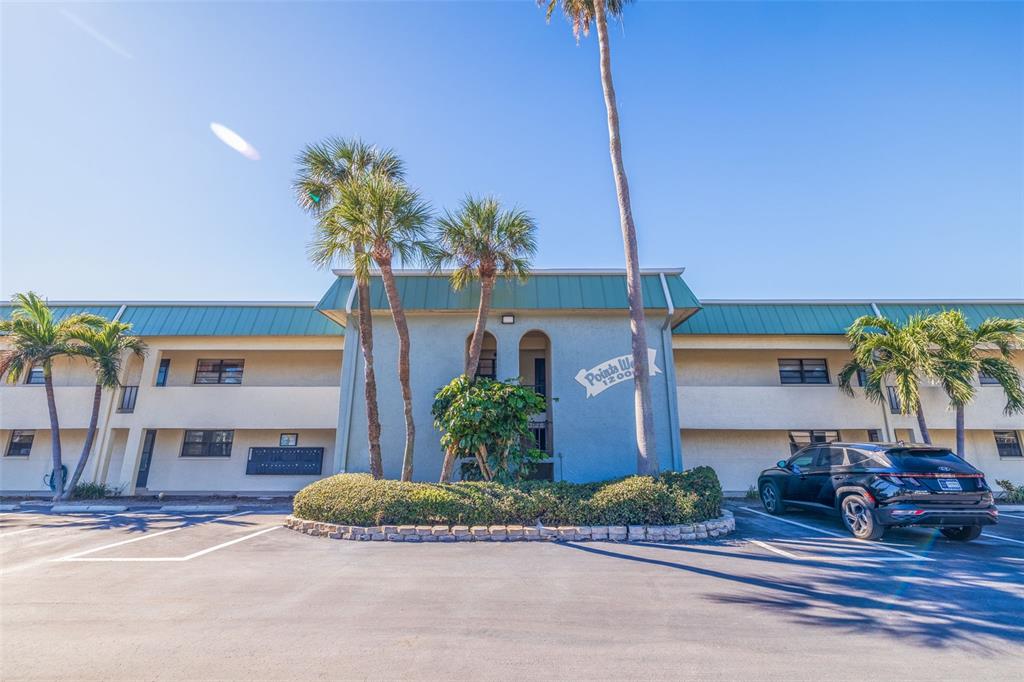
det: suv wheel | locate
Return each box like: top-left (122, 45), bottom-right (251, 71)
top-left (841, 494), bottom-right (885, 540)
top-left (940, 526), bottom-right (983, 542)
top-left (760, 482), bottom-right (786, 515)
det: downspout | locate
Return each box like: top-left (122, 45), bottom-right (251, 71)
top-left (338, 279), bottom-right (360, 474)
top-left (869, 302), bottom-right (894, 441)
top-left (659, 273), bottom-right (683, 471)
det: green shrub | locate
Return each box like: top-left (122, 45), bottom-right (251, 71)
top-left (293, 466), bottom-right (723, 527)
top-left (70, 482), bottom-right (120, 499)
top-left (996, 480), bottom-right (1024, 504)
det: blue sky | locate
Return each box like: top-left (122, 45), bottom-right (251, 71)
top-left (2, 1), bottom-right (1022, 302)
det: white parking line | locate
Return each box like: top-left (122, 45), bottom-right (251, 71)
top-left (63, 526), bottom-right (281, 562)
top-left (740, 506), bottom-right (933, 562)
top-left (0, 527), bottom-right (44, 539)
top-left (982, 532), bottom-right (1024, 546)
top-left (998, 513), bottom-right (1024, 520)
top-left (52, 512), bottom-right (250, 562)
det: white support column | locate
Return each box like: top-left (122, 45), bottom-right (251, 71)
top-left (114, 350), bottom-right (161, 495)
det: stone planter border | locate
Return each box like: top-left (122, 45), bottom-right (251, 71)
top-left (284, 509), bottom-right (734, 543)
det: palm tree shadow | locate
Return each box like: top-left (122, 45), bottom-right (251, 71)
top-left (555, 541), bottom-right (1024, 652)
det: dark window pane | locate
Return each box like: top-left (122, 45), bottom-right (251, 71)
top-left (26, 366), bottom-right (45, 385)
top-left (6, 430), bottom-right (34, 456)
top-left (181, 430), bottom-right (234, 457)
top-left (156, 359), bottom-right (170, 387)
top-left (778, 359), bottom-right (830, 385)
top-left (994, 431), bottom-right (1022, 458)
top-left (979, 372), bottom-right (999, 386)
top-left (194, 359), bottom-right (244, 385)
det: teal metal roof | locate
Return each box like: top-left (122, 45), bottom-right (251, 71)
top-left (675, 303), bottom-right (877, 335)
top-left (876, 303), bottom-right (1024, 328)
top-left (318, 272), bottom-right (701, 318)
top-left (0, 305), bottom-right (122, 324)
top-left (119, 305), bottom-right (343, 336)
top-left (675, 301), bottom-right (1024, 335)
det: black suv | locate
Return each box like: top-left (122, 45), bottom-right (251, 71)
top-left (758, 442), bottom-right (998, 541)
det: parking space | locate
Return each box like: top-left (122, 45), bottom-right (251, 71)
top-left (733, 502), bottom-right (1024, 565)
top-left (0, 510), bottom-right (287, 574)
top-left (2, 506), bottom-right (1023, 680)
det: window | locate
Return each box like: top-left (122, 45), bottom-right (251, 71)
top-left (5, 430), bottom-right (34, 457)
top-left (856, 368), bottom-right (868, 387)
top-left (156, 358), bottom-right (171, 386)
top-left (788, 449), bottom-right (818, 469)
top-left (994, 431), bottom-right (1022, 458)
top-left (117, 385), bottom-right (139, 412)
top-left (778, 359), bottom-right (829, 384)
top-left (789, 430), bottom-right (841, 454)
top-left (823, 446), bottom-right (848, 467)
top-left (886, 386), bottom-right (902, 414)
top-left (279, 433), bottom-right (298, 447)
top-left (867, 429), bottom-right (883, 443)
top-left (26, 365), bottom-right (45, 385)
top-left (194, 359), bottom-right (244, 385)
top-left (181, 430), bottom-right (234, 457)
top-left (979, 371), bottom-right (999, 386)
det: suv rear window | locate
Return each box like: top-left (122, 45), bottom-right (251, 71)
top-left (885, 448), bottom-right (961, 462)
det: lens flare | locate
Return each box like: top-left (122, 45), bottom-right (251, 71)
top-left (209, 122), bottom-right (260, 161)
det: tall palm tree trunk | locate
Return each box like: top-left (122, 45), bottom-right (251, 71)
top-left (64, 382), bottom-right (103, 498)
top-left (465, 274), bottom-right (495, 378)
top-left (915, 403), bottom-right (932, 445)
top-left (377, 257), bottom-right (416, 481)
top-left (594, 7), bottom-right (658, 475)
top-left (43, 364), bottom-right (64, 500)
top-left (955, 404), bottom-right (965, 457)
top-left (354, 259), bottom-right (384, 479)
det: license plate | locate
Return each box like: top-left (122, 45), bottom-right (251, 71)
top-left (937, 478), bottom-right (962, 491)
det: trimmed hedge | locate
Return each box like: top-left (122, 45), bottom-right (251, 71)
top-left (293, 466), bottom-right (723, 527)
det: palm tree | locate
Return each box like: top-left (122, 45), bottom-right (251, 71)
top-left (0, 293), bottom-right (103, 499)
top-left (429, 195), bottom-right (537, 378)
top-left (336, 174), bottom-right (433, 481)
top-left (839, 314), bottom-right (940, 444)
top-left (294, 138), bottom-right (404, 480)
top-left (542, 0), bottom-right (658, 474)
top-left (62, 321), bottom-right (147, 498)
top-left (930, 310), bottom-right (1024, 457)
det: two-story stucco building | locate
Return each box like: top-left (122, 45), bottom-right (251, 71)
top-left (2, 270), bottom-right (1022, 496)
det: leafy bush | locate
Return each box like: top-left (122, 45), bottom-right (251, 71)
top-left (432, 376), bottom-right (549, 483)
top-left (745, 485), bottom-right (759, 500)
top-left (996, 480), bottom-right (1024, 504)
top-left (70, 482), bottom-right (120, 499)
top-left (293, 466), bottom-right (723, 526)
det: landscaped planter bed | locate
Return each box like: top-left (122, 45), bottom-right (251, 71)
top-left (289, 467), bottom-right (729, 542)
top-left (284, 511), bottom-right (735, 542)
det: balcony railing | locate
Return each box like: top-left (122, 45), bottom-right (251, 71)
top-left (117, 385), bottom-right (139, 413)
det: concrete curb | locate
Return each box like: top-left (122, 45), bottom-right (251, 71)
top-left (285, 509), bottom-right (736, 543)
top-left (50, 505), bottom-right (128, 513)
top-left (159, 505), bottom-right (237, 513)
top-left (0, 504), bottom-right (21, 512)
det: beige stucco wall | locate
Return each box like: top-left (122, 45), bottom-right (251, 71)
top-left (675, 348), bottom-right (856, 387)
top-left (682, 428), bottom-right (873, 494)
top-left (153, 350), bottom-right (341, 387)
top-left (141, 428), bottom-right (336, 493)
top-left (0, 429), bottom-right (88, 492)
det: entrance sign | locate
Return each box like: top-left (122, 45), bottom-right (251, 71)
top-left (575, 348), bottom-right (662, 398)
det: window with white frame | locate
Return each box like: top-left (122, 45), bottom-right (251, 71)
top-left (5, 430), bottom-right (34, 457)
top-left (181, 430), bottom-right (234, 457)
top-left (778, 359), bottom-right (829, 385)
top-left (994, 431), bottom-right (1022, 458)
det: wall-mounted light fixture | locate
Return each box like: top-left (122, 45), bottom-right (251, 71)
top-left (501, 314), bottom-right (515, 325)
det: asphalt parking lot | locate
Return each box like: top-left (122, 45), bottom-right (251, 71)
top-left (2, 504), bottom-right (1022, 681)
